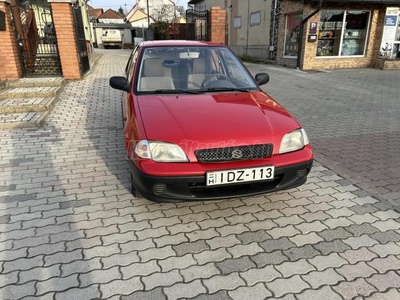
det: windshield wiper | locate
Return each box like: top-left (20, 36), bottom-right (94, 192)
top-left (141, 89), bottom-right (202, 94)
top-left (198, 87), bottom-right (250, 93)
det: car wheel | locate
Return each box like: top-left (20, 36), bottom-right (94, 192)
top-left (130, 173), bottom-right (141, 198)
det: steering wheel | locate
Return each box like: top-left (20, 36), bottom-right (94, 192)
top-left (201, 74), bottom-right (232, 88)
top-left (187, 81), bottom-right (201, 89)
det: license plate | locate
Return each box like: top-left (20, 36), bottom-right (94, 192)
top-left (206, 166), bottom-right (275, 186)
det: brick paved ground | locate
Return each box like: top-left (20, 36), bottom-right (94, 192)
top-left (0, 49), bottom-right (400, 299)
top-left (247, 63), bottom-right (400, 206)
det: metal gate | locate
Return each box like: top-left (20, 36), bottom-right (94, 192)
top-left (72, 5), bottom-right (90, 75)
top-left (11, 0), bottom-right (62, 77)
top-left (186, 9), bottom-right (209, 41)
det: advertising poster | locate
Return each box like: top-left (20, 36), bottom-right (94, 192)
top-left (380, 7), bottom-right (399, 58)
top-left (284, 12), bottom-right (303, 57)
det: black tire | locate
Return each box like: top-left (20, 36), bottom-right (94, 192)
top-left (130, 173), bottom-right (141, 198)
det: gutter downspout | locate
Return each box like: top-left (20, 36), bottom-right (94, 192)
top-left (245, 0), bottom-right (250, 56)
top-left (270, 0), bottom-right (279, 59)
top-left (296, 0), bottom-right (323, 69)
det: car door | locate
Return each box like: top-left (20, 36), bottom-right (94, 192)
top-left (123, 45), bottom-right (140, 148)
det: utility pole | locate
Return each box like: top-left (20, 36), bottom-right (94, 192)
top-left (146, 0), bottom-right (150, 27)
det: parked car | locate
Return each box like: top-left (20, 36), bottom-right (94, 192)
top-left (109, 40), bottom-right (313, 202)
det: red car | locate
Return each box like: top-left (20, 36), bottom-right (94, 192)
top-left (110, 40), bottom-right (313, 202)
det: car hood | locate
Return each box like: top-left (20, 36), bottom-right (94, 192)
top-left (137, 91), bottom-right (301, 155)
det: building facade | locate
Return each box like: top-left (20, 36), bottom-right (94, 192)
top-left (277, 0), bottom-right (400, 70)
top-left (126, 0), bottom-right (180, 28)
top-left (228, 0), bottom-right (273, 59)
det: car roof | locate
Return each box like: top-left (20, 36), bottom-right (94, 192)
top-left (139, 40), bottom-right (225, 47)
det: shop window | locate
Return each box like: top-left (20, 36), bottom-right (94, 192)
top-left (317, 10), bottom-right (370, 57)
top-left (395, 13), bottom-right (400, 58)
top-left (284, 12), bottom-right (303, 57)
top-left (250, 11), bottom-right (261, 27)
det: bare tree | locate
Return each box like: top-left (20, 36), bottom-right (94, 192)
top-left (151, 4), bottom-right (175, 22)
top-left (176, 5), bottom-right (185, 19)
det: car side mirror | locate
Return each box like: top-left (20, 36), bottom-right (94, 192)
top-left (109, 76), bottom-right (130, 92)
top-left (255, 73), bottom-right (269, 86)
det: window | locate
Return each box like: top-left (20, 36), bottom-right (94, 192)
top-left (250, 11), bottom-right (261, 27)
top-left (380, 8), bottom-right (400, 58)
top-left (392, 11), bottom-right (400, 58)
top-left (125, 45), bottom-right (140, 83)
top-left (317, 10), bottom-right (370, 57)
top-left (233, 16), bottom-right (241, 29)
top-left (284, 12), bottom-right (303, 57)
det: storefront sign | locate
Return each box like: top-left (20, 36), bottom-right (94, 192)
top-left (309, 22), bottom-right (317, 34)
top-left (385, 15), bottom-right (397, 26)
top-left (308, 34), bottom-right (317, 42)
top-left (380, 7), bottom-right (399, 58)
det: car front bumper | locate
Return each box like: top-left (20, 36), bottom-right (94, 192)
top-left (129, 159), bottom-right (313, 202)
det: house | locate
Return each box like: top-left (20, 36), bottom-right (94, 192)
top-left (87, 5), bottom-right (104, 21)
top-left (98, 9), bottom-right (125, 24)
top-left (125, 0), bottom-right (181, 28)
top-left (92, 9), bottom-right (132, 48)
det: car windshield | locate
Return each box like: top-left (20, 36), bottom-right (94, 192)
top-left (135, 46), bottom-right (258, 93)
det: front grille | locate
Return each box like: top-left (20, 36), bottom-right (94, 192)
top-left (195, 144), bottom-right (273, 163)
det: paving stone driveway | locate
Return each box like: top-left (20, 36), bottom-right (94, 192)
top-left (247, 63), bottom-right (400, 206)
top-left (1, 50), bottom-right (400, 299)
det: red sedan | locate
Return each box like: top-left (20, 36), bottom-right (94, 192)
top-left (110, 40), bottom-right (313, 202)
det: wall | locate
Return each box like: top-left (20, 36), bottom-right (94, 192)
top-left (50, 1), bottom-right (81, 79)
top-left (209, 6), bottom-right (226, 44)
top-left (78, 0), bottom-right (92, 43)
top-left (228, 0), bottom-right (272, 59)
top-left (277, 0), bottom-right (394, 70)
top-left (98, 18), bottom-right (124, 24)
top-left (0, 0), bottom-right (23, 80)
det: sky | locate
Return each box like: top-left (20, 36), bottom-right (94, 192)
top-left (88, 0), bottom-right (187, 13)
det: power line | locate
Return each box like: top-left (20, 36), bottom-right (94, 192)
top-left (88, 0), bottom-right (131, 8)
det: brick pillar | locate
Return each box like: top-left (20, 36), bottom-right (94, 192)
top-left (50, 0), bottom-right (80, 79)
top-left (209, 7), bottom-right (226, 44)
top-left (0, 0), bottom-right (23, 81)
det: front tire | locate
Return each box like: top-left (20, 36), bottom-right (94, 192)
top-left (130, 173), bottom-right (141, 198)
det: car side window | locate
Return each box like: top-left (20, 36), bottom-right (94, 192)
top-left (126, 45), bottom-right (140, 83)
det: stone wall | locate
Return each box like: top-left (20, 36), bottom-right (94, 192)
top-left (375, 58), bottom-right (400, 69)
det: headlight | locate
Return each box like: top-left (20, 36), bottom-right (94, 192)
top-left (279, 128), bottom-right (309, 154)
top-left (135, 140), bottom-right (188, 162)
